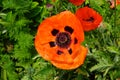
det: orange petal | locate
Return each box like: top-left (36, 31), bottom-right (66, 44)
top-left (51, 46), bottom-right (88, 70)
top-left (69, 0), bottom-right (85, 6)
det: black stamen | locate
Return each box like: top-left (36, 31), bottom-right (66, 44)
top-left (83, 17), bottom-right (94, 22)
top-left (56, 32), bottom-right (71, 48)
top-left (51, 29), bottom-right (59, 36)
top-left (64, 26), bottom-right (74, 34)
top-left (49, 41), bottom-right (56, 47)
top-left (68, 48), bottom-right (72, 54)
top-left (57, 50), bottom-right (63, 55)
top-left (74, 38), bottom-right (78, 44)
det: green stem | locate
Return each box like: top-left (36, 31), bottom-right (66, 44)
top-left (1, 68), bottom-right (7, 80)
top-left (3, 69), bottom-right (7, 80)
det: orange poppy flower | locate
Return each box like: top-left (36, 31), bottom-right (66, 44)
top-left (69, 0), bottom-right (85, 6)
top-left (75, 6), bottom-right (103, 31)
top-left (110, 0), bottom-right (120, 8)
top-left (35, 11), bottom-right (88, 70)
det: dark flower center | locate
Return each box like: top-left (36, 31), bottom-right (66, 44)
top-left (56, 32), bottom-right (71, 48)
top-left (83, 17), bottom-right (94, 22)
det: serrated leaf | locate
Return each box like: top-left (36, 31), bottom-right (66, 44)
top-left (21, 75), bottom-right (30, 80)
top-left (106, 46), bottom-right (119, 54)
top-left (0, 13), bottom-right (7, 19)
top-left (2, 0), bottom-right (16, 9)
top-left (31, 2), bottom-right (39, 9)
top-left (29, 6), bottom-right (43, 18)
top-left (33, 65), bottom-right (55, 80)
top-left (14, 33), bottom-right (33, 60)
top-left (2, 0), bottom-right (32, 10)
top-left (15, 18), bottom-right (31, 28)
top-left (16, 32), bottom-right (33, 48)
top-left (5, 11), bottom-right (16, 23)
top-left (90, 57), bottom-right (113, 72)
top-left (93, 0), bottom-right (104, 6)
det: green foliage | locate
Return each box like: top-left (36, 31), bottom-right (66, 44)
top-left (0, 0), bottom-right (120, 80)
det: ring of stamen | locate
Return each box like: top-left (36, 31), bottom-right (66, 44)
top-left (56, 32), bottom-right (71, 48)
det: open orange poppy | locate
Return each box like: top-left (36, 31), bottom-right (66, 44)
top-left (75, 6), bottom-right (103, 31)
top-left (34, 11), bottom-right (88, 69)
top-left (110, 0), bottom-right (120, 8)
top-left (69, 0), bottom-right (85, 6)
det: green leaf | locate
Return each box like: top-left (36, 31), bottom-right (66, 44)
top-left (106, 46), bottom-right (119, 54)
top-left (2, 0), bottom-right (32, 10)
top-left (2, 0), bottom-right (16, 9)
top-left (31, 2), bottom-right (39, 9)
top-left (13, 32), bottom-right (33, 62)
top-left (15, 18), bottom-right (31, 28)
top-left (32, 58), bottom-right (56, 80)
